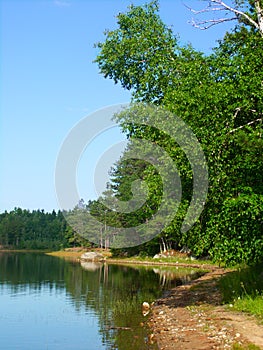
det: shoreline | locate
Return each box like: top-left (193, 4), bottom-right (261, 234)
top-left (149, 268), bottom-right (263, 349)
top-left (104, 258), bottom-right (217, 270)
top-left (2, 249), bottom-right (262, 348)
top-left (46, 250), bottom-right (263, 348)
top-left (45, 249), bottom-right (218, 270)
top-left (0, 248), bottom-right (217, 269)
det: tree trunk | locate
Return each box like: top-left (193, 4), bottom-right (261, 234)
top-left (255, 0), bottom-right (263, 37)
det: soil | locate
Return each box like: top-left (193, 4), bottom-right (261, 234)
top-left (148, 268), bottom-right (263, 349)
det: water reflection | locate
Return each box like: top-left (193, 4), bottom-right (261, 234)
top-left (80, 261), bottom-right (102, 271)
top-left (0, 253), bottom-right (205, 350)
top-left (152, 266), bottom-right (205, 287)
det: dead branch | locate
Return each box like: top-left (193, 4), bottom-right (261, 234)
top-left (185, 3), bottom-right (227, 14)
top-left (189, 17), bottom-right (236, 30)
top-left (185, 0), bottom-right (263, 37)
top-left (228, 117), bottom-right (263, 134)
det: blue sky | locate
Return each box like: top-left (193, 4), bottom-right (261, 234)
top-left (1, 0), bottom-right (235, 213)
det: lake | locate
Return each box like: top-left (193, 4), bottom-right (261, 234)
top-left (0, 252), bottom-right (204, 349)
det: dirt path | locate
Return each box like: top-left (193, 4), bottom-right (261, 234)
top-left (148, 268), bottom-right (263, 349)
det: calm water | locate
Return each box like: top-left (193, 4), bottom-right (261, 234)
top-left (0, 253), bottom-right (204, 350)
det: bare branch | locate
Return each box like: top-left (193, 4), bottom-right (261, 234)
top-left (215, 0), bottom-right (259, 30)
top-left (189, 17), bottom-right (236, 30)
top-left (228, 117), bottom-right (263, 134)
top-left (233, 107), bottom-right (241, 120)
top-left (228, 108), bottom-right (263, 134)
top-left (185, 0), bottom-right (263, 37)
top-left (184, 3), bottom-right (226, 14)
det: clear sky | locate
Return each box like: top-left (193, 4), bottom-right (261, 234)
top-left (1, 0), bottom-right (235, 213)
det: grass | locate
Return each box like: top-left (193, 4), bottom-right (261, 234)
top-left (232, 295), bottom-right (263, 320)
top-left (219, 263), bottom-right (263, 321)
top-left (232, 343), bottom-right (262, 350)
top-left (109, 254), bottom-right (215, 266)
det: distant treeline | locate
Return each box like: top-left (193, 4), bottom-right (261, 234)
top-left (0, 208), bottom-right (88, 250)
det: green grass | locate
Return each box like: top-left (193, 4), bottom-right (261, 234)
top-left (232, 343), bottom-right (262, 350)
top-left (219, 263), bottom-right (263, 321)
top-left (232, 295), bottom-right (263, 320)
top-left (112, 254), bottom-right (215, 266)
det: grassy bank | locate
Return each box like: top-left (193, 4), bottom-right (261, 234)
top-left (219, 264), bottom-right (263, 322)
top-left (107, 256), bottom-right (216, 270)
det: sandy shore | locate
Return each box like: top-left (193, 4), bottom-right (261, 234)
top-left (46, 250), bottom-right (86, 260)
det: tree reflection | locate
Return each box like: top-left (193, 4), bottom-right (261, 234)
top-left (0, 253), bottom-right (204, 350)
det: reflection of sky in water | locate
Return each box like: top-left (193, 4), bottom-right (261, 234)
top-left (0, 284), bottom-right (103, 350)
top-left (0, 253), bottom-right (204, 350)
top-left (0, 254), bottom-right (160, 350)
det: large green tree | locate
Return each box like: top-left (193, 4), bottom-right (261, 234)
top-left (95, 1), bottom-right (178, 103)
top-left (94, 0), bottom-right (262, 265)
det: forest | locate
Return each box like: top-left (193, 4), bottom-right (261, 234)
top-left (0, 208), bottom-right (88, 250)
top-left (0, 0), bottom-right (262, 266)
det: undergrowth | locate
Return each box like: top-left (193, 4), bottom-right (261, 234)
top-left (219, 263), bottom-right (263, 321)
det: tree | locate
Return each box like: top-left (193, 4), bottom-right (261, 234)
top-left (0, 208), bottom-right (72, 250)
top-left (186, 0), bottom-right (263, 37)
top-left (95, 0), bottom-right (178, 103)
top-left (95, 1), bottom-right (263, 265)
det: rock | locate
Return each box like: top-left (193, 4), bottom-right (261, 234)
top-left (142, 302), bottom-right (151, 316)
top-left (153, 254), bottom-right (160, 259)
top-left (153, 253), bottom-right (167, 259)
top-left (80, 251), bottom-right (105, 262)
top-left (142, 302), bottom-right (150, 310)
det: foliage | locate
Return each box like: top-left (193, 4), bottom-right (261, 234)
top-left (207, 193), bottom-right (263, 266)
top-left (94, 1), bottom-right (263, 265)
top-left (0, 208), bottom-right (85, 250)
top-left (94, 0), bottom-right (178, 103)
top-left (1, 1), bottom-right (262, 265)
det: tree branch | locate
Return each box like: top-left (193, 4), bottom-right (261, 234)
top-left (189, 17), bottom-right (237, 30)
top-left (185, 0), bottom-right (263, 37)
top-left (229, 107), bottom-right (262, 134)
top-left (217, 0), bottom-right (259, 30)
top-left (184, 3), bottom-right (226, 14)
top-left (228, 117), bottom-right (263, 134)
top-left (255, 0), bottom-right (263, 36)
